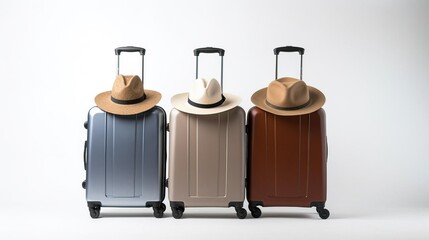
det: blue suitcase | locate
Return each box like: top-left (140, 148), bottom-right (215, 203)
top-left (82, 47), bottom-right (167, 218)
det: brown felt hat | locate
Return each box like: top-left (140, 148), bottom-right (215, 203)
top-left (251, 77), bottom-right (325, 116)
top-left (95, 75), bottom-right (161, 115)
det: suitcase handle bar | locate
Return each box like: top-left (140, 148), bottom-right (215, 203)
top-left (115, 46), bottom-right (146, 55)
top-left (274, 46), bottom-right (304, 55)
top-left (274, 46), bottom-right (304, 80)
top-left (194, 47), bottom-right (225, 56)
top-left (114, 46), bottom-right (145, 80)
top-left (194, 47), bottom-right (225, 91)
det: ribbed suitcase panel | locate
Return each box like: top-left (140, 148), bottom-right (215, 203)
top-left (169, 107), bottom-right (245, 207)
top-left (188, 113), bottom-right (227, 197)
top-left (106, 114), bottom-right (139, 198)
top-left (247, 106), bottom-right (327, 206)
top-left (86, 106), bottom-right (166, 206)
top-left (267, 113), bottom-right (309, 198)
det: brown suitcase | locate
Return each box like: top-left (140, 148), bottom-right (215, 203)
top-left (246, 46), bottom-right (330, 219)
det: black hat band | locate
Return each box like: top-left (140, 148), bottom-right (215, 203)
top-left (188, 95), bottom-right (226, 108)
top-left (111, 94), bottom-right (146, 105)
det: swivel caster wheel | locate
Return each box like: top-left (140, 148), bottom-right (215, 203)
top-left (172, 207), bottom-right (184, 219)
top-left (235, 207), bottom-right (247, 219)
top-left (153, 203), bottom-right (166, 218)
top-left (317, 208), bottom-right (330, 219)
top-left (249, 206), bottom-right (262, 218)
top-left (89, 206), bottom-right (100, 219)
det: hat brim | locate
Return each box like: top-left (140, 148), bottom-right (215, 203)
top-left (251, 86), bottom-right (325, 116)
top-left (171, 93), bottom-right (241, 115)
top-left (95, 89), bottom-right (161, 115)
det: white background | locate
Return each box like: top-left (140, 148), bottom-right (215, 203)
top-left (1, 0), bottom-right (428, 239)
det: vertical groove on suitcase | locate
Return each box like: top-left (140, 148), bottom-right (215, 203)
top-left (306, 114), bottom-right (310, 198)
top-left (187, 115), bottom-right (192, 197)
top-left (224, 112), bottom-right (229, 197)
top-left (103, 113), bottom-right (108, 198)
top-left (132, 116), bottom-right (136, 197)
top-left (273, 112), bottom-right (277, 197)
top-left (135, 113), bottom-right (144, 197)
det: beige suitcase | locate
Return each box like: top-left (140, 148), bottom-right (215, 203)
top-left (167, 48), bottom-right (247, 219)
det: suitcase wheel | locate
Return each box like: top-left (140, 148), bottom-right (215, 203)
top-left (316, 207), bottom-right (330, 219)
top-left (89, 206), bottom-right (100, 219)
top-left (171, 206), bottom-right (184, 219)
top-left (249, 206), bottom-right (262, 218)
top-left (235, 207), bottom-right (247, 219)
top-left (153, 203), bottom-right (166, 218)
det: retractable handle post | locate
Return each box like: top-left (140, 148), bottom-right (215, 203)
top-left (115, 46), bottom-right (146, 80)
top-left (194, 47), bottom-right (225, 91)
top-left (274, 46), bottom-right (305, 80)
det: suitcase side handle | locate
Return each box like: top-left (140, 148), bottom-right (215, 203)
top-left (114, 46), bottom-right (145, 81)
top-left (274, 46), bottom-right (304, 80)
top-left (194, 47), bottom-right (225, 91)
top-left (83, 140), bottom-right (87, 170)
top-left (82, 140), bottom-right (88, 189)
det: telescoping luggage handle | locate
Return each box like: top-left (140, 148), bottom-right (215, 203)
top-left (194, 47), bottom-right (225, 91)
top-left (274, 46), bottom-right (305, 80)
top-left (115, 46), bottom-right (146, 80)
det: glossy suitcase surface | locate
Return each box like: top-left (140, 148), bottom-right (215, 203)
top-left (83, 47), bottom-right (167, 218)
top-left (167, 47), bottom-right (247, 219)
top-left (247, 107), bottom-right (328, 216)
top-left (247, 46), bottom-right (329, 219)
top-left (85, 106), bottom-right (166, 217)
top-left (168, 107), bottom-right (246, 218)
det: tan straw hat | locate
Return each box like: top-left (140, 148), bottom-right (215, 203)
top-left (171, 78), bottom-right (241, 115)
top-left (95, 75), bottom-right (161, 115)
top-left (251, 77), bottom-right (325, 116)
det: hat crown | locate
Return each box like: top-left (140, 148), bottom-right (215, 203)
top-left (266, 77), bottom-right (310, 108)
top-left (111, 75), bottom-right (144, 101)
top-left (189, 78), bottom-right (222, 105)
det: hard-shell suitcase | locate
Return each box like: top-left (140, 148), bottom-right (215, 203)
top-left (168, 48), bottom-right (247, 219)
top-left (82, 47), bottom-right (167, 218)
top-left (247, 46), bottom-right (330, 219)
